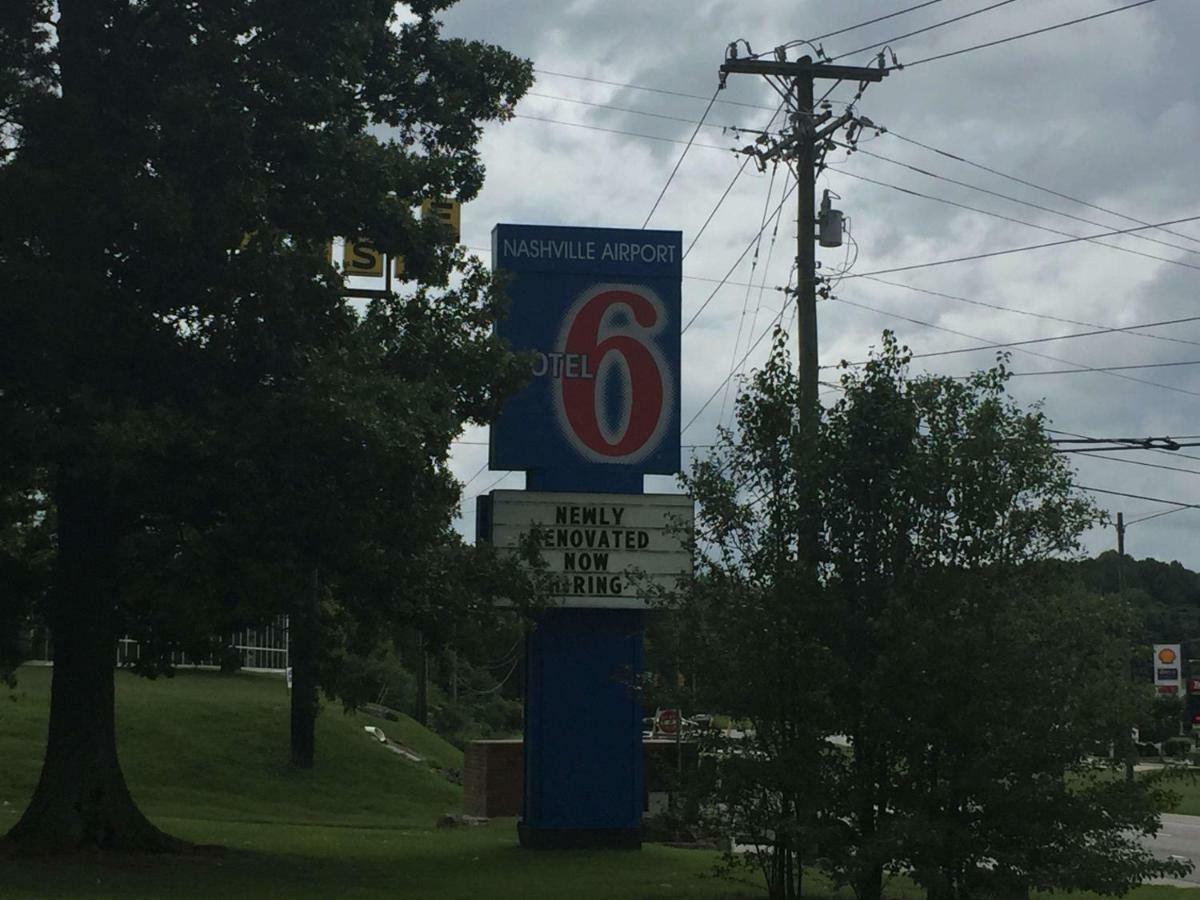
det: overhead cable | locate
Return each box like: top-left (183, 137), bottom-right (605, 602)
top-left (860, 276), bottom-right (1200, 352)
top-left (533, 68), bottom-right (777, 112)
top-left (885, 130), bottom-right (1200, 249)
top-left (681, 179), bottom-right (799, 334)
top-left (525, 91), bottom-right (774, 134)
top-left (830, 308), bottom-right (1200, 366)
top-left (841, 213), bottom-right (1200, 281)
top-left (775, 0), bottom-right (950, 54)
top-left (1048, 427), bottom-right (1200, 465)
top-left (1076, 483), bottom-right (1200, 513)
top-left (900, 314), bottom-right (1200, 362)
top-left (827, 297), bottom-right (1200, 399)
top-left (1128, 506), bottom-right (1193, 525)
top-left (683, 99), bottom-right (787, 260)
top-left (828, 166), bottom-right (1200, 272)
top-left (838, 146), bottom-right (1200, 261)
top-left (831, 0), bottom-right (1024, 61)
top-left (1063, 451), bottom-right (1200, 479)
top-left (721, 164), bottom-right (781, 424)
top-left (460, 460), bottom-right (489, 492)
top-left (1010, 360), bottom-right (1200, 377)
top-left (896, 0), bottom-right (1163, 69)
top-left (512, 112), bottom-right (734, 152)
top-left (682, 291), bottom-right (797, 436)
top-left (644, 86), bottom-right (722, 228)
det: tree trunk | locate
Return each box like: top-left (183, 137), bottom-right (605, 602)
top-left (5, 470), bottom-right (181, 852)
top-left (414, 631), bottom-right (429, 726)
top-left (289, 568), bottom-right (320, 768)
top-left (855, 862), bottom-right (884, 900)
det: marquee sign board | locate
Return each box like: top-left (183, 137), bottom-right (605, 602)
top-left (489, 489), bottom-right (692, 609)
top-left (489, 224), bottom-right (683, 479)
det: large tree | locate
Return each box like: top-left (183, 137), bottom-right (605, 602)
top-left (0, 0), bottom-right (531, 852)
top-left (679, 332), bottom-right (1187, 900)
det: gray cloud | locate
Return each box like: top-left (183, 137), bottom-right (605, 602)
top-left (437, 0), bottom-right (1200, 567)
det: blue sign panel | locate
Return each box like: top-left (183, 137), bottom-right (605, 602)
top-left (490, 224), bottom-right (683, 480)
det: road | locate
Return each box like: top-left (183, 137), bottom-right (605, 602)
top-left (1146, 814), bottom-right (1200, 887)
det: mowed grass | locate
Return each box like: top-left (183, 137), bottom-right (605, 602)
top-left (0, 666), bottom-right (748, 899)
top-left (0, 666), bottom-right (1196, 899)
top-left (0, 665), bottom-right (463, 830)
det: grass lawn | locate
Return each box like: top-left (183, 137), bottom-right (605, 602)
top-left (0, 666), bottom-right (1196, 899)
top-left (0, 666), bottom-right (750, 899)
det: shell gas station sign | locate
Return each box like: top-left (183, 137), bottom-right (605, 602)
top-left (1154, 643), bottom-right (1182, 694)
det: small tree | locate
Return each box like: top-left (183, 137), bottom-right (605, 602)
top-left (681, 331), bottom-right (1188, 900)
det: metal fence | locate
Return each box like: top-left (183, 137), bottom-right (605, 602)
top-left (30, 617), bottom-right (290, 673)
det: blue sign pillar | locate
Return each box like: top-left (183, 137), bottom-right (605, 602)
top-left (489, 224), bottom-right (682, 849)
top-left (520, 607), bottom-right (645, 848)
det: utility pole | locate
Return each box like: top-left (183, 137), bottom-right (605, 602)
top-left (718, 52), bottom-right (887, 414)
top-left (1116, 511), bottom-right (1133, 781)
top-left (1116, 511), bottom-right (1126, 592)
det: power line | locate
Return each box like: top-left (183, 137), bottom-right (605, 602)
top-left (773, 0), bottom-right (951, 55)
top-left (838, 145), bottom-right (1200, 261)
top-left (682, 291), bottom-right (797, 437)
top-left (727, 176), bottom-right (792, 426)
top-left (1077, 483), bottom-right (1200, 513)
top-left (896, 0), bottom-right (1163, 69)
top-left (827, 165), bottom-right (1200, 273)
top-left (465, 241), bottom-right (795, 294)
top-left (1064, 450), bottom-right (1200, 478)
top-left (831, 309), bottom-right (1200, 366)
top-left (525, 91), bottom-right (773, 134)
top-left (840, 213), bottom-right (1200, 281)
top-left (1061, 441), bottom-right (1200, 454)
top-left (644, 86), bottom-right (722, 228)
top-left (1048, 429), bottom-right (1200, 441)
top-left (827, 296), bottom-right (1200, 399)
top-left (682, 100), bottom-right (787, 260)
top-left (831, 0), bottom-right (1025, 61)
top-left (1048, 427), bottom-right (1200, 465)
top-left (885, 130), bottom-right (1200, 249)
top-left (509, 113), bottom-right (1200, 281)
top-left (462, 471), bottom-right (519, 511)
top-left (721, 164), bottom-right (780, 424)
top-left (1009, 360), bottom-right (1200, 377)
top-left (1129, 506), bottom-right (1192, 526)
top-left (860, 275), bottom-right (1200, 352)
top-left (512, 112), bottom-right (734, 152)
top-left (460, 461), bottom-right (489, 492)
top-left (681, 178), bottom-right (799, 335)
top-left (684, 155), bottom-right (755, 262)
top-left (532, 68), bottom-right (777, 112)
top-left (1052, 434), bottom-right (1200, 444)
top-left (904, 315), bottom-right (1200, 362)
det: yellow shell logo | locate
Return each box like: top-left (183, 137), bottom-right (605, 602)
top-left (1159, 647), bottom-right (1178, 664)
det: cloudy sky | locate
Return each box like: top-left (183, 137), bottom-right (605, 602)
top-left (430, 0), bottom-right (1200, 568)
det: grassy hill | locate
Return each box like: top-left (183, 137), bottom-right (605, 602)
top-left (0, 665), bottom-right (463, 830)
top-left (2, 666), bottom-right (1194, 899)
top-left (0, 666), bottom-right (747, 899)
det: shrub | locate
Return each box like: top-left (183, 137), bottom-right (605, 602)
top-left (1165, 737), bottom-right (1192, 758)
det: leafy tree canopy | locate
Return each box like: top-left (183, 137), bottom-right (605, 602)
top-left (670, 331), bottom-right (1187, 900)
top-left (0, 0), bottom-right (531, 852)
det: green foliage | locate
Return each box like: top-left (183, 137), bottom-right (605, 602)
top-left (1164, 737), bottom-right (1193, 758)
top-left (0, 0), bottom-right (534, 844)
top-left (674, 330), bottom-right (1188, 900)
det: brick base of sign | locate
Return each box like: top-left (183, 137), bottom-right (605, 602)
top-left (517, 820), bottom-right (641, 850)
top-left (463, 739), bottom-right (524, 818)
top-left (463, 738), bottom-right (697, 820)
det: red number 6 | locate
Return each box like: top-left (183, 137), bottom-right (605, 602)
top-left (560, 288), bottom-right (667, 460)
